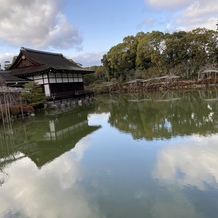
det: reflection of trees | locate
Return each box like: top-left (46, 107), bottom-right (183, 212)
top-left (96, 90), bottom-right (218, 140)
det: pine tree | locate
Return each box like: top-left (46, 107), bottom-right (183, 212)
top-left (22, 81), bottom-right (46, 108)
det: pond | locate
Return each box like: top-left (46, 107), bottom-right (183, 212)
top-left (1, 89), bottom-right (218, 218)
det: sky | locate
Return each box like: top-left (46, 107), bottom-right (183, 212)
top-left (0, 0), bottom-right (217, 69)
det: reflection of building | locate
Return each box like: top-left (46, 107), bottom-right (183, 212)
top-left (28, 108), bottom-right (100, 168)
top-left (0, 105), bottom-right (100, 174)
top-left (47, 119), bottom-right (89, 141)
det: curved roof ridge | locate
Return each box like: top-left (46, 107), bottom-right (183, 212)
top-left (21, 47), bottom-right (63, 56)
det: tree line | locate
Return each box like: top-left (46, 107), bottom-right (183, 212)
top-left (85, 28), bottom-right (218, 86)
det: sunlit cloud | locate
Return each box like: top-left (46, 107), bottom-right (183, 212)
top-left (145, 0), bottom-right (218, 31)
top-left (0, 0), bottom-right (83, 50)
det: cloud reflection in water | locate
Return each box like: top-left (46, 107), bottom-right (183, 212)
top-left (0, 138), bottom-right (102, 218)
top-left (153, 134), bottom-right (218, 190)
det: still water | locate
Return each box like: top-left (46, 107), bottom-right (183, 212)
top-left (1, 89), bottom-right (218, 218)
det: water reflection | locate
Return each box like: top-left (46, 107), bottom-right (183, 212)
top-left (92, 89), bottom-right (218, 217)
top-left (96, 89), bottom-right (218, 140)
top-left (0, 105), bottom-right (100, 170)
top-left (153, 134), bottom-right (218, 190)
top-left (0, 105), bottom-right (102, 217)
top-left (150, 134), bottom-right (218, 218)
top-left (1, 90), bottom-right (218, 218)
top-left (0, 154), bottom-right (103, 218)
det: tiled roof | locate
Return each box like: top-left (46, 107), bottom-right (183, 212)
top-left (0, 71), bottom-right (26, 83)
top-left (9, 47), bottom-right (94, 76)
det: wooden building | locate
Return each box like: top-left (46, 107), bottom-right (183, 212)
top-left (9, 47), bottom-right (94, 101)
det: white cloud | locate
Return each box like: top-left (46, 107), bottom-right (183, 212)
top-left (47, 13), bottom-right (82, 50)
top-left (146, 0), bottom-right (190, 9)
top-left (153, 134), bottom-right (218, 190)
top-left (145, 0), bottom-right (218, 31)
top-left (177, 1), bottom-right (218, 31)
top-left (0, 53), bottom-right (15, 70)
top-left (0, 0), bottom-right (83, 50)
top-left (70, 51), bottom-right (106, 67)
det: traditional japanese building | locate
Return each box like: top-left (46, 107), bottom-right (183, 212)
top-left (9, 47), bottom-right (94, 101)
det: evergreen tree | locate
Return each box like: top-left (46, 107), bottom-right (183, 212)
top-left (21, 81), bottom-right (46, 108)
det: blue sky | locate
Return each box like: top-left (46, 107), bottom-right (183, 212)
top-left (0, 0), bottom-right (217, 68)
